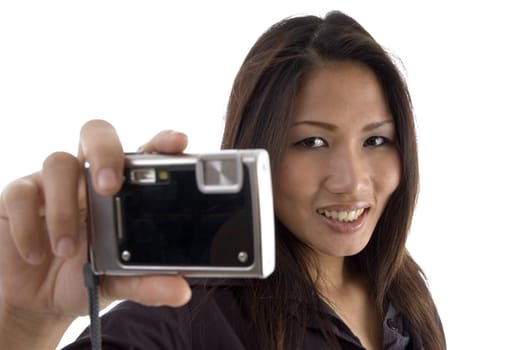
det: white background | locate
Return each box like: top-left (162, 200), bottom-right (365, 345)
top-left (1, 1), bottom-right (525, 349)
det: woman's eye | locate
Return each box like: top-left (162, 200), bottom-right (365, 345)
top-left (294, 137), bottom-right (327, 149)
top-left (364, 136), bottom-right (387, 147)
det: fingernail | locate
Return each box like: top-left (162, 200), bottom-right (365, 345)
top-left (97, 168), bottom-right (118, 192)
top-left (56, 237), bottom-right (75, 258)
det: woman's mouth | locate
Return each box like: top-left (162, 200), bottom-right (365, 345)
top-left (316, 208), bottom-right (366, 222)
top-left (316, 207), bottom-right (368, 233)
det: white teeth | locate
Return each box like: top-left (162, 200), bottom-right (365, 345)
top-left (317, 208), bottom-right (365, 222)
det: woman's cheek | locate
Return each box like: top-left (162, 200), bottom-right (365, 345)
top-left (377, 153), bottom-right (401, 194)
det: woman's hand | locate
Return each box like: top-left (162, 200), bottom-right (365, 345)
top-left (0, 120), bottom-right (192, 349)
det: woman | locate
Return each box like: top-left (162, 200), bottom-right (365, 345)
top-left (0, 10), bottom-right (445, 350)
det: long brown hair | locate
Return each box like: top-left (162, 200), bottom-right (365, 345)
top-left (221, 11), bottom-right (446, 350)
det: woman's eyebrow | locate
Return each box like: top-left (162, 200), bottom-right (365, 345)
top-left (291, 119), bottom-right (394, 132)
top-left (362, 120), bottom-right (394, 132)
top-left (290, 120), bottom-right (336, 130)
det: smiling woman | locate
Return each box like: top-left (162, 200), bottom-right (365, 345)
top-left (218, 11), bottom-right (445, 350)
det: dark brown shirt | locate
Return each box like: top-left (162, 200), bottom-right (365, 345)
top-left (63, 283), bottom-right (422, 349)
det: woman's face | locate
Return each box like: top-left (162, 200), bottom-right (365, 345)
top-left (273, 61), bottom-right (401, 258)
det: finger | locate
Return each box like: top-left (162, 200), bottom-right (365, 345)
top-left (137, 130), bottom-right (188, 154)
top-left (41, 152), bottom-right (82, 258)
top-left (78, 119), bottom-right (124, 196)
top-left (0, 175), bottom-right (48, 265)
top-left (101, 275), bottom-right (192, 307)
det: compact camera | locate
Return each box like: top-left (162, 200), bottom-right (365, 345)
top-left (85, 150), bottom-right (275, 279)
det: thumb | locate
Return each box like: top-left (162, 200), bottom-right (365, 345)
top-left (100, 275), bottom-right (192, 307)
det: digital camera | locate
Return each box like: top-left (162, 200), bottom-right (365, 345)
top-left (85, 150), bottom-right (275, 278)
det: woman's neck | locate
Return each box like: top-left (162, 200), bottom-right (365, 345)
top-left (310, 253), bottom-right (363, 292)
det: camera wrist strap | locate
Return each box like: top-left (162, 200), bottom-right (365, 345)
top-left (83, 263), bottom-right (102, 350)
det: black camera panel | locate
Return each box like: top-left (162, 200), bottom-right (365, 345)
top-left (117, 165), bottom-right (254, 267)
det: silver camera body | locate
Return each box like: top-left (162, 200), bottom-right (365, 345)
top-left (85, 149), bottom-right (275, 279)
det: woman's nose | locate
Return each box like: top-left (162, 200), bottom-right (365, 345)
top-left (323, 148), bottom-right (371, 196)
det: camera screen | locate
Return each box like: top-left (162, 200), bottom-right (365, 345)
top-left (115, 164), bottom-right (254, 267)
